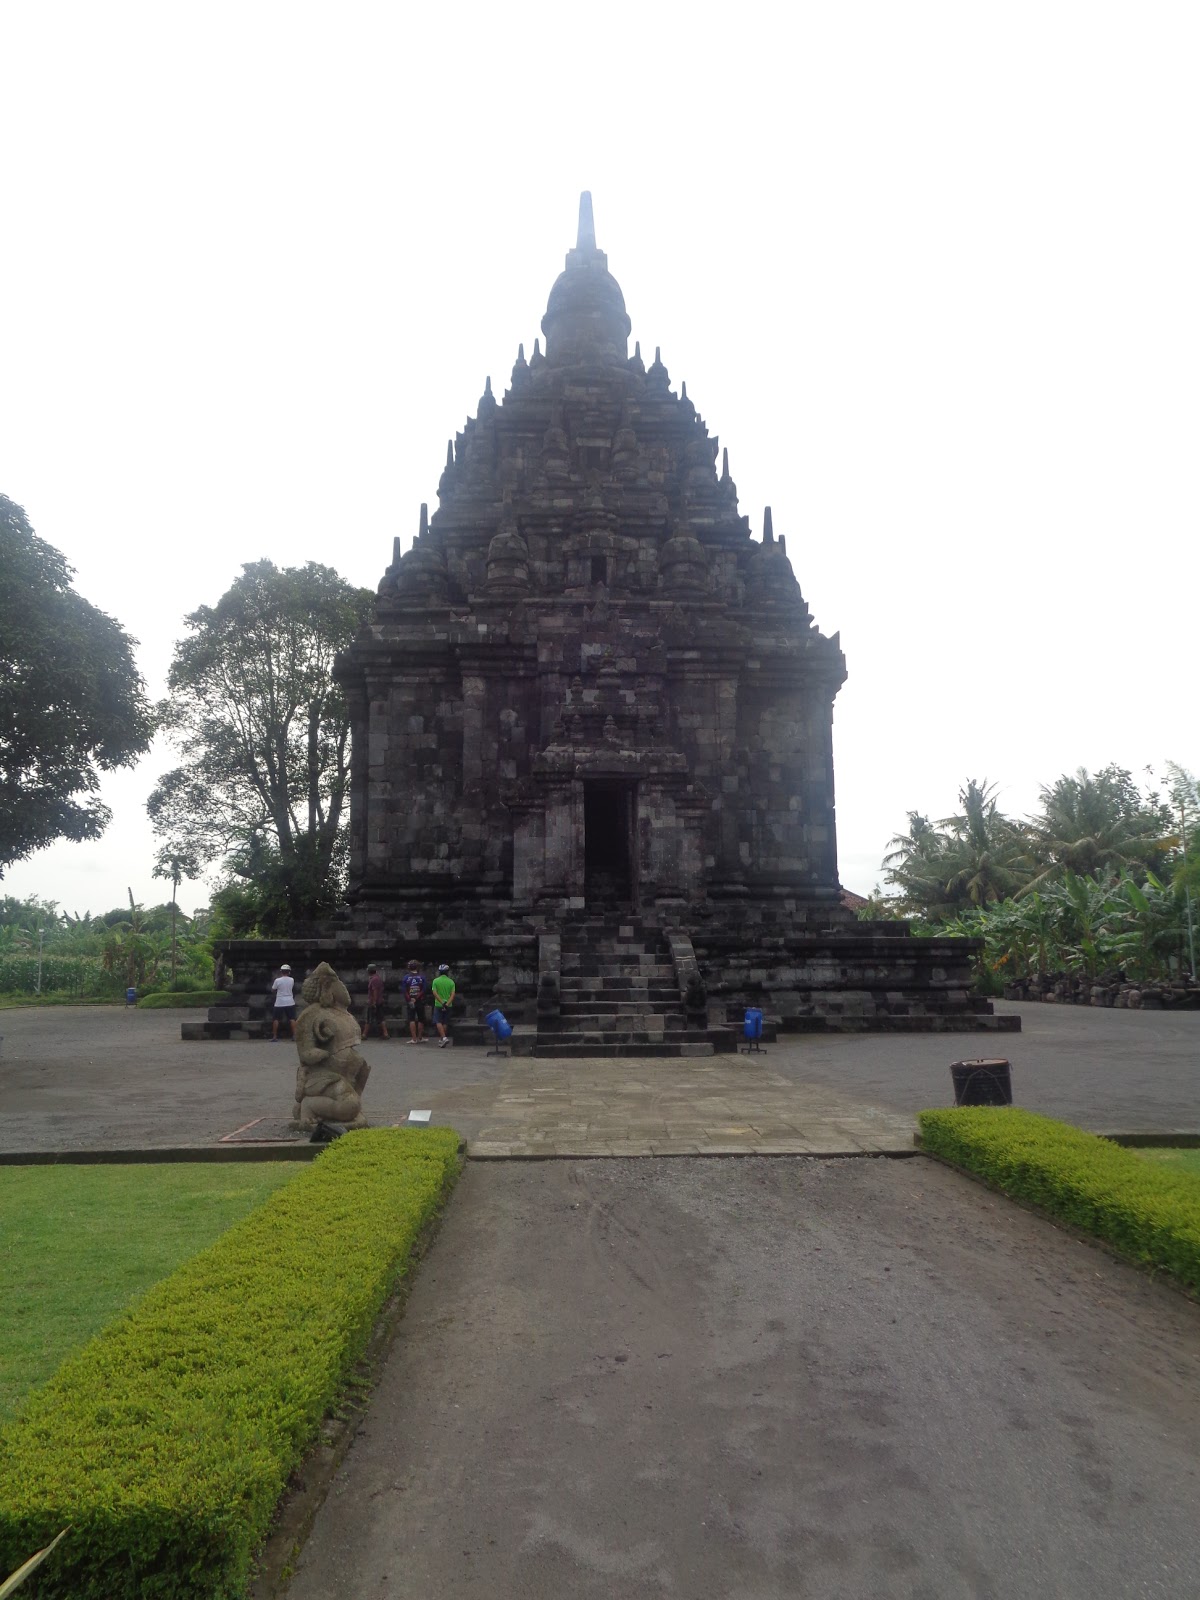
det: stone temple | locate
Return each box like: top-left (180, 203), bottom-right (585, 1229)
top-left (202, 196), bottom-right (1016, 1050)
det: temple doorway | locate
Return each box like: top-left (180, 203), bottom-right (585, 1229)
top-left (583, 782), bottom-right (635, 905)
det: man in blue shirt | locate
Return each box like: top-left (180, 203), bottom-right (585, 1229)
top-left (401, 960), bottom-right (428, 1044)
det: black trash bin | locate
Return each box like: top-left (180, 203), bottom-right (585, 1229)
top-left (950, 1058), bottom-right (1012, 1106)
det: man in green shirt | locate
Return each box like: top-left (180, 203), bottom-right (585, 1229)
top-left (431, 964), bottom-right (456, 1048)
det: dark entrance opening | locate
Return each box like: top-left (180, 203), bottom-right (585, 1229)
top-left (584, 782), bottom-right (634, 904)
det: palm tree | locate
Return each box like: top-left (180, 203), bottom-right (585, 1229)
top-left (1025, 766), bottom-right (1167, 889)
top-left (884, 784), bottom-right (1029, 915)
top-left (938, 779), bottom-right (1030, 909)
top-left (153, 849), bottom-right (200, 990)
top-left (883, 812), bottom-right (957, 916)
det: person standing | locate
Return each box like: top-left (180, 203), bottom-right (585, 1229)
top-left (401, 959), bottom-right (428, 1044)
top-left (363, 963), bottom-right (389, 1040)
top-left (270, 963), bottom-right (297, 1042)
top-left (431, 963), bottom-right (456, 1048)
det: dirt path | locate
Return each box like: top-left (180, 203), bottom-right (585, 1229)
top-left (286, 1157), bottom-right (1200, 1599)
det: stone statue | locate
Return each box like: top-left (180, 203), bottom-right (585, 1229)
top-left (291, 962), bottom-right (371, 1129)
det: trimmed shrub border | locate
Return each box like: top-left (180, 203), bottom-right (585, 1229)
top-left (247, 1183), bottom-right (453, 1600)
top-left (918, 1108), bottom-right (1200, 1297)
top-left (0, 1126), bottom-right (462, 1599)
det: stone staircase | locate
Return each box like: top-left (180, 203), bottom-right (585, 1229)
top-left (535, 918), bottom-right (732, 1057)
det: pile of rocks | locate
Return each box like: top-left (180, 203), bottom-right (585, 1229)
top-left (1003, 971), bottom-right (1200, 1009)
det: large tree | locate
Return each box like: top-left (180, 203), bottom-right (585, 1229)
top-left (0, 495), bottom-right (153, 872)
top-left (148, 560), bottom-right (372, 932)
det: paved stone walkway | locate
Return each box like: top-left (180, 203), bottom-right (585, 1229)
top-left (466, 1056), bottom-right (915, 1157)
top-left (2, 1001), bottom-right (1198, 1158)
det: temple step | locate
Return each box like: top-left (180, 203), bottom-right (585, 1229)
top-left (532, 1041), bottom-right (716, 1058)
top-left (560, 977), bottom-right (678, 993)
top-left (537, 920), bottom-right (730, 1058)
top-left (562, 962), bottom-right (676, 979)
top-left (557, 1004), bottom-right (687, 1019)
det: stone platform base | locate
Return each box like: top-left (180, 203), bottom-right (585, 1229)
top-left (774, 1013), bottom-right (1021, 1034)
top-left (185, 914), bottom-right (1021, 1043)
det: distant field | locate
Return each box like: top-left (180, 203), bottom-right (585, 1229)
top-left (0, 1163), bottom-right (301, 1421)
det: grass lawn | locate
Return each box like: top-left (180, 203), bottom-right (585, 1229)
top-left (1132, 1147), bottom-right (1200, 1179)
top-left (0, 1163), bottom-right (302, 1423)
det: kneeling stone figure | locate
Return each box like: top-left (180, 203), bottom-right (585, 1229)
top-left (291, 962), bottom-right (371, 1129)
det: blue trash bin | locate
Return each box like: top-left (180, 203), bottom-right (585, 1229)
top-left (484, 1009), bottom-right (513, 1055)
top-left (743, 1007), bottom-right (763, 1050)
top-left (126, 987), bottom-right (137, 1007)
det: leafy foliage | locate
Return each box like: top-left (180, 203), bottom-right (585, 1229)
top-left (0, 895), bottom-right (215, 1000)
top-left (923, 870), bottom-right (1192, 988)
top-left (0, 497), bottom-right (152, 871)
top-left (880, 764), bottom-right (1195, 988)
top-left (884, 767), bottom-right (1168, 918)
top-left (149, 561), bottom-right (372, 933)
top-left (0, 956), bottom-right (107, 1000)
top-left (1025, 765), bottom-right (1169, 886)
top-left (0, 1128), bottom-right (461, 1600)
top-left (919, 1108), bottom-right (1200, 1293)
top-left (884, 779), bottom-right (1030, 915)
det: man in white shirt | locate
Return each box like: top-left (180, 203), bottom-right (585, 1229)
top-left (271, 964), bottom-right (298, 1041)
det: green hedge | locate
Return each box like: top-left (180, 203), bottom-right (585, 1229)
top-left (919, 1108), bottom-right (1200, 1293)
top-left (0, 1126), bottom-right (461, 1599)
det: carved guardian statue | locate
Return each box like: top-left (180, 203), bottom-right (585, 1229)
top-left (291, 962), bottom-right (371, 1128)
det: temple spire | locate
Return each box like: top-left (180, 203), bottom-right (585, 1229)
top-left (577, 190), bottom-right (596, 251)
top-left (419, 503), bottom-right (429, 538)
top-left (763, 506), bottom-right (774, 544)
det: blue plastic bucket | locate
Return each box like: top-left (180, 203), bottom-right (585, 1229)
top-left (485, 1008), bottom-right (513, 1040)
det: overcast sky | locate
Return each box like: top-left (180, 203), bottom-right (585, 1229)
top-left (2, 2), bottom-right (1196, 918)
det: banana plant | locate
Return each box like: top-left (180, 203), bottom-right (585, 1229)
top-left (0, 1529), bottom-right (69, 1596)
